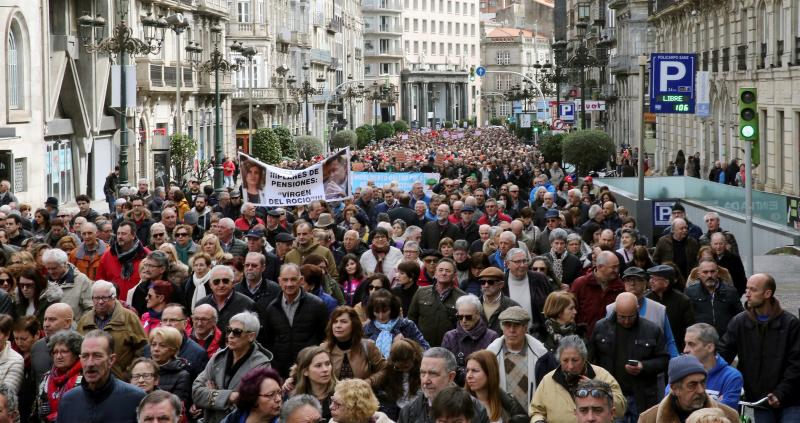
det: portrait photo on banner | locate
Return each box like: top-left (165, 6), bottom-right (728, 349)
top-left (239, 154), bottom-right (269, 204)
top-left (322, 148), bottom-right (351, 200)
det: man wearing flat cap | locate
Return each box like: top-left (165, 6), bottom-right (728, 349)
top-left (638, 355), bottom-right (739, 423)
top-left (477, 267), bottom-right (520, 334)
top-left (486, 306), bottom-right (549, 409)
top-left (264, 209), bottom-right (289, 248)
top-left (646, 264), bottom-right (695, 351)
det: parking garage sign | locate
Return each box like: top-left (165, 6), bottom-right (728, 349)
top-left (650, 53), bottom-right (696, 114)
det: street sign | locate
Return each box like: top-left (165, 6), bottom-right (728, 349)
top-left (559, 102), bottom-right (575, 121)
top-left (475, 66), bottom-right (486, 77)
top-left (519, 114), bottom-right (532, 128)
top-left (653, 201), bottom-right (674, 226)
top-left (574, 100), bottom-right (607, 112)
top-left (650, 53), bottom-right (696, 114)
top-left (551, 119), bottom-right (566, 130)
top-left (512, 101), bottom-right (522, 114)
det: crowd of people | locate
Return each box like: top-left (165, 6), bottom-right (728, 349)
top-left (0, 127), bottom-right (793, 423)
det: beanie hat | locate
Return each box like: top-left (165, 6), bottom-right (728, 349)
top-left (668, 355), bottom-right (707, 384)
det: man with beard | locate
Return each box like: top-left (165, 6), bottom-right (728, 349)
top-left (186, 195), bottom-right (213, 241)
top-left (285, 222), bottom-right (338, 278)
top-left (95, 221), bottom-right (149, 302)
top-left (235, 252), bottom-right (281, 307)
top-left (638, 355), bottom-right (738, 423)
top-left (684, 259), bottom-right (742, 338)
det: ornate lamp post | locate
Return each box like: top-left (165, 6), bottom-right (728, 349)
top-left (338, 75), bottom-right (366, 130)
top-left (77, 0), bottom-right (166, 188)
top-left (559, 20), bottom-right (608, 130)
top-left (290, 65), bottom-right (326, 135)
top-left (230, 41), bottom-right (258, 153)
top-left (198, 23), bottom-right (239, 193)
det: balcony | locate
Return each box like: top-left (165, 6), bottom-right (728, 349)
top-left (364, 46), bottom-right (403, 57)
top-left (608, 0), bottom-right (626, 9)
top-left (310, 48), bottom-right (332, 64)
top-left (326, 18), bottom-right (342, 34)
top-left (228, 22), bottom-right (270, 38)
top-left (232, 87), bottom-right (283, 104)
top-left (608, 54), bottom-right (637, 74)
top-left (600, 27), bottom-right (616, 45)
top-left (197, 72), bottom-right (235, 93)
top-left (292, 31), bottom-right (311, 47)
top-left (364, 23), bottom-right (402, 35)
top-left (362, 0), bottom-right (402, 12)
top-left (330, 57), bottom-right (341, 70)
top-left (138, 63), bottom-right (195, 92)
top-left (277, 29), bottom-right (291, 45)
top-left (198, 0), bottom-right (228, 16)
top-left (313, 12), bottom-right (324, 27)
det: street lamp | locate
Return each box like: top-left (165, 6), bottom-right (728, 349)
top-left (198, 23), bottom-right (240, 193)
top-left (289, 65), bottom-right (325, 135)
top-left (77, 0), bottom-right (166, 189)
top-left (230, 41), bottom-right (258, 153)
top-left (338, 75), bottom-right (366, 130)
top-left (559, 20), bottom-right (608, 130)
top-left (164, 13), bottom-right (189, 136)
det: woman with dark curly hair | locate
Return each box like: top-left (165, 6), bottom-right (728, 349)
top-left (221, 367), bottom-right (284, 423)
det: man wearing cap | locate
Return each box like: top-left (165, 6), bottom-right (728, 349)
top-left (639, 355), bottom-right (738, 423)
top-left (184, 177), bottom-right (202, 204)
top-left (653, 218), bottom-right (700, 280)
top-left (273, 232), bottom-right (295, 265)
top-left (285, 222), bottom-right (338, 278)
top-left (661, 203), bottom-right (703, 240)
top-left (477, 267), bottom-right (520, 334)
top-left (533, 209), bottom-right (562, 255)
top-left (589, 292), bottom-right (669, 422)
top-left (417, 249), bottom-right (442, 286)
top-left (646, 264), bottom-right (695, 351)
top-left (457, 205), bottom-right (480, 245)
top-left (245, 229), bottom-right (281, 282)
top-left (263, 209), bottom-right (289, 248)
top-left (486, 306), bottom-right (549, 408)
top-left (607, 267), bottom-right (679, 357)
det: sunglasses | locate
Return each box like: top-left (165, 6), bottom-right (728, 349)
top-left (0, 278), bottom-right (10, 283)
top-left (175, 232), bottom-right (189, 238)
top-left (480, 279), bottom-right (498, 286)
top-left (211, 278), bottom-right (232, 286)
top-left (532, 267), bottom-right (547, 272)
top-left (226, 327), bottom-right (251, 337)
top-left (368, 285), bottom-right (382, 291)
top-left (152, 233), bottom-right (165, 237)
top-left (456, 314), bottom-right (475, 321)
top-left (423, 258), bottom-right (438, 264)
top-left (575, 388), bottom-right (612, 400)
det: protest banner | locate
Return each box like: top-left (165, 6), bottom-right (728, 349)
top-left (238, 148), bottom-right (351, 206)
top-left (351, 171), bottom-right (440, 194)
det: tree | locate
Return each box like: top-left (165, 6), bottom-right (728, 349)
top-left (444, 121), bottom-right (453, 129)
top-left (393, 119), bottom-right (409, 133)
top-left (489, 117), bottom-right (503, 126)
top-left (374, 122), bottom-right (395, 140)
top-left (356, 124), bottom-right (375, 149)
top-left (252, 128), bottom-right (282, 165)
top-left (539, 133), bottom-right (564, 165)
top-left (561, 130), bottom-right (616, 175)
top-left (273, 125), bottom-right (296, 159)
top-left (331, 129), bottom-right (358, 150)
top-left (294, 135), bottom-right (323, 160)
top-left (169, 134), bottom-right (197, 187)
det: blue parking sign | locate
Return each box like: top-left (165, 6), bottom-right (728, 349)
top-left (559, 102), bottom-right (575, 121)
top-left (650, 53), bottom-right (696, 114)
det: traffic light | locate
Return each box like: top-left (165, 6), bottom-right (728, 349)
top-left (739, 87), bottom-right (759, 166)
top-left (469, 66), bottom-right (475, 82)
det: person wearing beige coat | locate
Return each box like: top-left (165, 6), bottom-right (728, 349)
top-left (529, 363), bottom-right (625, 423)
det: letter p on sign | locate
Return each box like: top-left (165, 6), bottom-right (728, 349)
top-left (659, 61), bottom-right (686, 92)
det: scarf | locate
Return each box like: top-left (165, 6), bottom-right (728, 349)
top-left (46, 360), bottom-right (82, 421)
top-left (175, 242), bottom-right (193, 264)
top-left (374, 319), bottom-right (398, 358)
top-left (544, 318), bottom-right (577, 350)
top-left (191, 271), bottom-right (213, 311)
top-left (550, 250), bottom-right (565, 282)
top-left (112, 240), bottom-right (143, 280)
top-left (370, 244), bottom-right (390, 274)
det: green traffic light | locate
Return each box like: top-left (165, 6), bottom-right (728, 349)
top-left (741, 125), bottom-right (755, 138)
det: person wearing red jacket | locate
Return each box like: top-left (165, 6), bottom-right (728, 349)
top-left (95, 220), bottom-right (150, 302)
top-left (476, 198), bottom-right (512, 226)
top-left (569, 251), bottom-right (625, 337)
top-left (222, 156), bottom-right (236, 188)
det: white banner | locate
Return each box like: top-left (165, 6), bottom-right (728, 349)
top-left (238, 148), bottom-right (351, 206)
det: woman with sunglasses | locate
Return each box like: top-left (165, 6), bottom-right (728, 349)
top-left (172, 224), bottom-right (198, 266)
top-left (0, 268), bottom-right (16, 302)
top-left (15, 265), bottom-right (61, 322)
top-left (193, 311), bottom-right (273, 423)
top-left (531, 256), bottom-right (562, 292)
top-left (329, 378), bottom-right (393, 423)
top-left (363, 289), bottom-right (429, 357)
top-left (320, 306), bottom-right (387, 389)
top-left (289, 346), bottom-right (337, 421)
top-left (221, 368), bottom-right (284, 423)
top-left (464, 350), bottom-right (527, 423)
top-left (440, 294), bottom-right (499, 385)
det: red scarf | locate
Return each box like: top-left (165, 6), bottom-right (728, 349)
top-left (47, 361), bottom-right (82, 421)
top-left (370, 244), bottom-right (390, 274)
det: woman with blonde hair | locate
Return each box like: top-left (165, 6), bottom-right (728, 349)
top-left (148, 326), bottom-right (192, 404)
top-left (289, 346), bottom-right (337, 421)
top-left (464, 350), bottom-right (526, 422)
top-left (157, 243), bottom-right (190, 287)
top-left (686, 408), bottom-right (732, 423)
top-left (199, 233), bottom-right (225, 264)
top-left (329, 378), bottom-right (392, 423)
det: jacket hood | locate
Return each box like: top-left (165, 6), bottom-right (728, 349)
top-left (160, 357), bottom-right (191, 373)
top-left (295, 241), bottom-right (321, 255)
top-left (125, 207), bottom-right (152, 221)
top-left (745, 298), bottom-right (784, 323)
top-left (708, 354), bottom-right (730, 379)
top-left (40, 282), bottom-right (64, 303)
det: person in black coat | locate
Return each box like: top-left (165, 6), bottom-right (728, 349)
top-left (387, 193), bottom-right (419, 228)
top-left (684, 260), bottom-right (743, 338)
top-left (456, 206), bottom-right (480, 245)
top-left (541, 228), bottom-right (582, 286)
top-left (255, 263), bottom-right (329, 378)
top-left (195, 265), bottom-right (255, 346)
top-left (710, 232), bottom-right (747, 297)
top-left (645, 264), bottom-right (695, 352)
top-left (420, 204), bottom-right (462, 250)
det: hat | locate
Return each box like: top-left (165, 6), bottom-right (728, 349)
top-left (461, 205), bottom-right (476, 213)
top-left (420, 249), bottom-right (442, 259)
top-left (315, 213), bottom-right (335, 229)
top-left (672, 202), bottom-right (685, 212)
top-left (275, 208), bottom-right (287, 215)
top-left (275, 232), bottom-right (295, 243)
top-left (188, 177), bottom-right (199, 183)
top-left (668, 355), bottom-right (707, 384)
top-left (478, 267), bottom-right (505, 281)
top-left (647, 264), bottom-right (675, 280)
top-left (183, 211), bottom-right (199, 226)
top-left (230, 190), bottom-right (241, 198)
top-left (114, 198), bottom-right (127, 206)
top-left (622, 266), bottom-right (648, 281)
top-left (545, 209), bottom-right (560, 219)
top-left (45, 197), bottom-right (59, 207)
top-left (499, 306), bottom-right (531, 324)
top-left (453, 239), bottom-right (470, 252)
top-left (266, 209), bottom-right (282, 217)
top-left (245, 229), bottom-right (265, 238)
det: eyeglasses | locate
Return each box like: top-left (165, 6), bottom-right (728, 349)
top-left (51, 349), bottom-right (72, 357)
top-left (532, 267), bottom-right (547, 272)
top-left (575, 388), bottom-right (612, 400)
top-left (92, 295), bottom-right (114, 302)
top-left (507, 259), bottom-right (528, 265)
top-left (211, 278), bottom-right (232, 286)
top-left (0, 278), bottom-right (10, 284)
top-left (479, 279), bottom-right (498, 286)
top-left (152, 233), bottom-right (165, 238)
top-left (423, 258), bottom-right (438, 264)
top-left (131, 373), bottom-right (156, 381)
top-left (161, 318), bottom-right (186, 324)
top-left (191, 316), bottom-right (212, 323)
top-left (259, 390), bottom-right (282, 401)
top-left (226, 327), bottom-right (252, 337)
top-left (456, 314), bottom-right (475, 322)
top-left (175, 232), bottom-right (190, 238)
top-left (368, 285), bottom-right (382, 291)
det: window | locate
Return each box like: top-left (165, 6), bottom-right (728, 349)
top-left (380, 63), bottom-right (391, 74)
top-left (471, 24), bottom-right (475, 36)
top-left (405, 40), bottom-right (410, 52)
top-left (404, 17), bottom-right (409, 31)
top-left (7, 28), bottom-right (21, 109)
top-left (471, 44), bottom-right (475, 56)
top-left (432, 42), bottom-right (437, 55)
top-left (471, 3), bottom-right (475, 15)
top-left (440, 42), bottom-right (444, 54)
top-left (46, 140), bottom-right (74, 203)
top-left (257, 0), bottom-right (265, 23)
top-left (577, 2), bottom-right (590, 20)
top-left (414, 40), bottom-right (419, 53)
top-left (439, 0), bottom-right (444, 12)
top-left (455, 1), bottom-right (460, 13)
top-left (496, 50), bottom-right (510, 64)
top-left (455, 23), bottom-right (460, 35)
top-left (448, 22), bottom-right (452, 34)
top-left (365, 64), bottom-right (372, 75)
top-left (431, 21), bottom-right (436, 33)
top-left (237, 1), bottom-right (251, 23)
top-left (423, 19), bottom-right (427, 32)
top-left (448, 42), bottom-right (453, 55)
top-left (440, 20), bottom-right (445, 34)
top-left (414, 19), bottom-right (419, 32)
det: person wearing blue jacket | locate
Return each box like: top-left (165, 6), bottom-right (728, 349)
top-left (665, 323), bottom-right (743, 409)
top-left (362, 288), bottom-right (430, 357)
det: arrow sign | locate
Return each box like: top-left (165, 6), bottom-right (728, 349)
top-left (475, 66), bottom-right (486, 77)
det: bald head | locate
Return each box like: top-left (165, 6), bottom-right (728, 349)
top-left (43, 303), bottom-right (74, 337)
top-left (615, 292), bottom-right (639, 328)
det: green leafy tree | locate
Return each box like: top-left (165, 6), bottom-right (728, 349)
top-left (444, 121), bottom-right (453, 129)
top-left (294, 135), bottom-right (323, 160)
top-left (539, 133), bottom-right (564, 165)
top-left (374, 122), bottom-right (395, 140)
top-left (252, 128), bottom-right (282, 164)
top-left (489, 117), bottom-right (503, 126)
top-left (356, 124), bottom-right (375, 149)
top-left (273, 125), bottom-right (296, 159)
top-left (331, 129), bottom-right (358, 149)
top-left (169, 134), bottom-right (198, 187)
top-left (561, 130), bottom-right (615, 175)
top-left (393, 119), bottom-right (409, 133)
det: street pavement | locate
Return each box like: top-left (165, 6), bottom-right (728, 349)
top-left (755, 254), bottom-right (800, 317)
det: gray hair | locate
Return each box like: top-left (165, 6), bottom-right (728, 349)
top-left (506, 247), bottom-right (529, 263)
top-left (42, 248), bottom-right (69, 266)
top-left (566, 233), bottom-right (583, 243)
top-left (595, 251), bottom-right (617, 267)
top-left (136, 390), bottom-right (182, 423)
top-left (0, 384), bottom-right (17, 414)
top-left (193, 303), bottom-right (218, 322)
top-left (47, 330), bottom-right (83, 356)
top-left (280, 395), bottom-right (322, 422)
top-left (455, 294), bottom-right (482, 315)
top-left (82, 222), bottom-right (98, 232)
top-left (703, 211), bottom-right (720, 221)
top-left (149, 222), bottom-right (166, 234)
top-left (137, 178), bottom-right (149, 186)
top-left (498, 231), bottom-right (516, 243)
top-left (556, 335), bottom-right (588, 361)
top-left (92, 280), bottom-right (117, 298)
top-left (230, 311), bottom-right (261, 334)
top-left (549, 228), bottom-right (569, 243)
top-left (671, 217), bottom-right (687, 230)
top-left (423, 347), bottom-right (457, 373)
top-left (280, 262), bottom-right (301, 276)
top-left (218, 217), bottom-right (235, 229)
top-left (403, 240), bottom-right (420, 252)
top-left (210, 264), bottom-right (235, 280)
top-left (404, 226), bottom-right (422, 238)
top-left (588, 204), bottom-right (603, 219)
top-left (685, 323), bottom-right (719, 347)
top-left (568, 188), bottom-right (582, 198)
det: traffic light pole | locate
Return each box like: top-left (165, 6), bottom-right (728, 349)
top-left (744, 140), bottom-right (754, 275)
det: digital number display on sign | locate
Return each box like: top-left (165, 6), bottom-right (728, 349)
top-left (650, 53), bottom-right (696, 114)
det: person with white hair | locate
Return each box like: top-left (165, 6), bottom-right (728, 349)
top-left (194, 265), bottom-right (255, 338)
top-left (441, 294), bottom-right (499, 383)
top-left (44, 248), bottom-right (94, 320)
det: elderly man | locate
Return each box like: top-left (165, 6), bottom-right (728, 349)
top-left (534, 192), bottom-right (558, 228)
top-left (145, 303), bottom-right (209, 378)
top-left (653, 218), bottom-right (699, 281)
top-left (638, 355), bottom-right (739, 423)
top-left (397, 348), bottom-right (489, 423)
top-left (285, 222), bottom-right (338, 278)
top-left (477, 266), bottom-right (520, 333)
top-left (486, 306), bottom-right (549, 408)
top-left (477, 198), bottom-right (512, 226)
top-left (646, 264), bottom-right (695, 352)
top-left (661, 203), bottom-right (703, 240)
top-left (530, 335), bottom-right (626, 423)
top-left (160, 208), bottom-right (178, 242)
top-left (76, 281), bottom-right (148, 378)
top-left (195, 265), bottom-right (254, 336)
top-left (669, 323), bottom-right (743, 409)
top-left (189, 303), bottom-right (223, 358)
top-left (502, 248), bottom-right (552, 338)
top-left (256, 263), bottom-right (328, 377)
top-left (684, 259), bottom-right (743, 338)
top-left (709, 232), bottom-right (747, 296)
top-left (95, 221), bottom-right (150, 302)
top-left (217, 218), bottom-right (248, 257)
top-left (570, 251), bottom-right (625, 336)
top-left (573, 380), bottom-right (618, 423)
top-left (235, 252), bottom-right (281, 308)
top-left (589, 292), bottom-right (669, 422)
top-left (469, 224), bottom-right (492, 254)
top-left (31, 303), bottom-right (74, 386)
top-left (235, 202), bottom-right (264, 232)
top-left (489, 231), bottom-right (516, 271)
top-left (408, 258), bottom-right (467, 347)
top-left (56, 330), bottom-right (146, 423)
top-left (699, 211), bottom-right (739, 256)
top-left (542, 228), bottom-right (582, 286)
top-left (281, 395), bottom-right (323, 423)
top-left (136, 391), bottom-right (183, 423)
top-left (334, 230), bottom-right (367, 264)
top-left (457, 205), bottom-right (480, 245)
top-left (42, 248), bottom-right (93, 320)
top-left (534, 209), bottom-right (562, 255)
top-left (262, 209), bottom-right (288, 248)
top-left (421, 204), bottom-right (461, 250)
